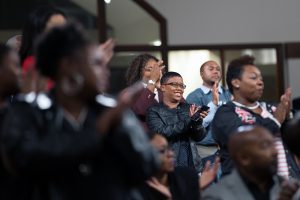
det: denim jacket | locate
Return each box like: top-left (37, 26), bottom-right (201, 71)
top-left (186, 85), bottom-right (231, 145)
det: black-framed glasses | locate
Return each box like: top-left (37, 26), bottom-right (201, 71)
top-left (162, 82), bottom-right (186, 89)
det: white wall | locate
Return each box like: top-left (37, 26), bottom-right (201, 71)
top-left (146, 0), bottom-right (300, 98)
top-left (287, 59), bottom-right (300, 99)
top-left (146, 0), bottom-right (300, 45)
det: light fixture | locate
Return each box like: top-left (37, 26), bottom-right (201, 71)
top-left (152, 40), bottom-right (162, 46)
top-left (104, 0), bottom-right (111, 4)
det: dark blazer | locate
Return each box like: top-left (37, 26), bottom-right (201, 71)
top-left (202, 170), bottom-right (283, 200)
top-left (139, 167), bottom-right (200, 200)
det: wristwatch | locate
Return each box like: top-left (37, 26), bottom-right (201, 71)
top-left (148, 80), bottom-right (156, 85)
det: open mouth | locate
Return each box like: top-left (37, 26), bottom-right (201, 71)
top-left (174, 92), bottom-right (182, 97)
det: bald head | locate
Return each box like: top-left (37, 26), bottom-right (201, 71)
top-left (229, 126), bottom-right (277, 176)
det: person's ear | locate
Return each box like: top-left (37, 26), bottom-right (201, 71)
top-left (231, 79), bottom-right (240, 89)
top-left (160, 84), bottom-right (166, 92)
top-left (200, 70), bottom-right (204, 78)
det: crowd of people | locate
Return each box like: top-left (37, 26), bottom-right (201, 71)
top-left (1, 4), bottom-right (300, 200)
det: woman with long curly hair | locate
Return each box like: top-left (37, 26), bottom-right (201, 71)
top-left (125, 53), bottom-right (164, 129)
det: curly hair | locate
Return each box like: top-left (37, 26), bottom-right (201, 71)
top-left (226, 55), bottom-right (255, 93)
top-left (160, 71), bottom-right (182, 85)
top-left (125, 53), bottom-right (158, 86)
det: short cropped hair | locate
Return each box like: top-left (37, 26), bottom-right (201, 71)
top-left (160, 71), bottom-right (182, 85)
top-left (226, 55), bottom-right (255, 93)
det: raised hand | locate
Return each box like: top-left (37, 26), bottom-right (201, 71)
top-left (149, 60), bottom-right (163, 83)
top-left (96, 82), bottom-right (144, 135)
top-left (199, 157), bottom-right (220, 190)
top-left (212, 81), bottom-right (219, 106)
top-left (189, 104), bottom-right (199, 117)
top-left (97, 38), bottom-right (115, 68)
top-left (277, 179), bottom-right (299, 200)
top-left (273, 88), bottom-right (292, 124)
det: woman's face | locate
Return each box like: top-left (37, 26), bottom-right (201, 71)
top-left (141, 59), bottom-right (158, 80)
top-left (151, 135), bottom-right (174, 173)
top-left (161, 76), bottom-right (185, 103)
top-left (234, 65), bottom-right (264, 102)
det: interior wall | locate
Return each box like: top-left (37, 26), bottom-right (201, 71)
top-left (287, 59), bottom-right (300, 99)
top-left (146, 0), bottom-right (300, 45)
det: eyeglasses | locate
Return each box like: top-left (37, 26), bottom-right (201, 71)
top-left (162, 82), bottom-right (186, 89)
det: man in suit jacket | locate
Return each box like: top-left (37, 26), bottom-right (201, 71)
top-left (202, 125), bottom-right (284, 200)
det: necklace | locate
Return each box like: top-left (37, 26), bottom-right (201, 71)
top-left (233, 101), bottom-right (260, 110)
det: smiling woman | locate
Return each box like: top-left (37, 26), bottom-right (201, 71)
top-left (147, 71), bottom-right (209, 173)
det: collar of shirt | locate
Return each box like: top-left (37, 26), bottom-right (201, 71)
top-left (200, 84), bottom-right (223, 94)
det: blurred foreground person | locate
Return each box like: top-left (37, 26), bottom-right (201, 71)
top-left (19, 5), bottom-right (67, 93)
top-left (0, 43), bottom-right (21, 199)
top-left (1, 22), bottom-right (159, 200)
top-left (203, 125), bottom-right (286, 200)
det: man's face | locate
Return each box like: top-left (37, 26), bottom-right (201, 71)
top-left (161, 76), bottom-right (185, 103)
top-left (151, 134), bottom-right (174, 173)
top-left (0, 50), bottom-right (21, 96)
top-left (243, 128), bottom-right (278, 176)
top-left (201, 61), bottom-right (221, 85)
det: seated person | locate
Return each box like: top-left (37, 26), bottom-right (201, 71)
top-left (138, 133), bottom-right (219, 200)
top-left (147, 71), bottom-right (208, 173)
top-left (203, 125), bottom-right (287, 200)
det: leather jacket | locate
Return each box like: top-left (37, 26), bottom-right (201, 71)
top-left (146, 102), bottom-right (207, 173)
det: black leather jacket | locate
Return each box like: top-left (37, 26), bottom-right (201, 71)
top-left (146, 102), bottom-right (206, 173)
top-left (1, 93), bottom-right (159, 200)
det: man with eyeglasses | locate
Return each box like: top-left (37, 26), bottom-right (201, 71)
top-left (146, 71), bottom-right (208, 173)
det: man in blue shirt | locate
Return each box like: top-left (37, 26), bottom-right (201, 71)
top-left (187, 60), bottom-right (231, 166)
